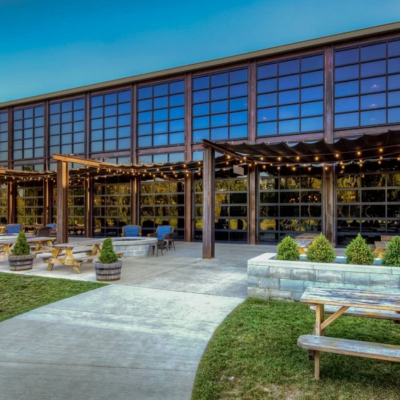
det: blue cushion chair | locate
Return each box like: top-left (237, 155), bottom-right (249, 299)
top-left (46, 224), bottom-right (57, 236)
top-left (147, 226), bottom-right (175, 255)
top-left (122, 225), bottom-right (142, 237)
top-left (6, 224), bottom-right (22, 234)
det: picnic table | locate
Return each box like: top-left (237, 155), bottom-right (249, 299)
top-left (295, 233), bottom-right (319, 254)
top-left (298, 287), bottom-right (400, 379)
top-left (0, 237), bottom-right (56, 255)
top-left (44, 239), bottom-right (105, 274)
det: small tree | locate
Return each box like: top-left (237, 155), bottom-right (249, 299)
top-left (277, 236), bottom-right (300, 261)
top-left (98, 238), bottom-right (119, 264)
top-left (382, 236), bottom-right (400, 267)
top-left (345, 233), bottom-right (374, 265)
top-left (12, 232), bottom-right (31, 256)
top-left (307, 233), bottom-right (336, 263)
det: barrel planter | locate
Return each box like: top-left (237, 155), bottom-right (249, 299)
top-left (94, 260), bottom-right (122, 281)
top-left (8, 254), bottom-right (34, 271)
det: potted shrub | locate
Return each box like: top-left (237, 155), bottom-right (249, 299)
top-left (9, 232), bottom-right (34, 271)
top-left (94, 238), bottom-right (122, 281)
top-left (382, 236), bottom-right (400, 267)
top-left (277, 236), bottom-right (300, 261)
top-left (307, 233), bottom-right (336, 263)
top-left (345, 233), bottom-right (374, 265)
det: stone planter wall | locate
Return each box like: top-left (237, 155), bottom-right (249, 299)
top-left (248, 253), bottom-right (400, 301)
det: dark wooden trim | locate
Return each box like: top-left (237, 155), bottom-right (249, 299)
top-left (56, 160), bottom-right (69, 243)
top-left (333, 31), bottom-right (400, 49)
top-left (131, 176), bottom-right (140, 225)
top-left (256, 46), bottom-right (325, 65)
top-left (85, 177), bottom-right (93, 238)
top-left (202, 147), bottom-right (215, 258)
top-left (85, 92), bottom-right (90, 159)
top-left (137, 145), bottom-right (186, 155)
top-left (43, 178), bottom-right (49, 226)
top-left (247, 165), bottom-right (258, 245)
top-left (334, 124), bottom-right (400, 138)
top-left (43, 100), bottom-right (49, 171)
top-left (7, 181), bottom-right (16, 224)
top-left (137, 74), bottom-right (186, 88)
top-left (185, 72), bottom-right (192, 159)
top-left (248, 61), bottom-right (257, 143)
top-left (89, 86), bottom-right (132, 97)
top-left (255, 132), bottom-right (325, 144)
top-left (323, 165), bottom-right (336, 246)
top-left (192, 61), bottom-right (249, 77)
top-left (131, 84), bottom-right (137, 163)
top-left (324, 45), bottom-right (334, 143)
top-left (7, 107), bottom-right (12, 169)
top-left (184, 171), bottom-right (194, 242)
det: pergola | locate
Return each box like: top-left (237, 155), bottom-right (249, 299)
top-left (0, 130), bottom-right (398, 259)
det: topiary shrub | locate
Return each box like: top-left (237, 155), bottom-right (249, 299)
top-left (345, 233), bottom-right (374, 265)
top-left (277, 236), bottom-right (300, 261)
top-left (12, 232), bottom-right (31, 256)
top-left (98, 238), bottom-right (119, 264)
top-left (382, 236), bottom-right (400, 267)
top-left (306, 233), bottom-right (336, 263)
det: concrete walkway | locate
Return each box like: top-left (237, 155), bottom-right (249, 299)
top-left (0, 243), bottom-right (266, 400)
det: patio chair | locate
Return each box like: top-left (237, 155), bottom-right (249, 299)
top-left (148, 226), bottom-right (175, 253)
top-left (6, 224), bottom-right (23, 234)
top-left (121, 225), bottom-right (142, 237)
top-left (35, 226), bottom-right (52, 237)
top-left (46, 224), bottom-right (57, 236)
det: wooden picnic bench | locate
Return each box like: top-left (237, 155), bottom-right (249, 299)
top-left (299, 287), bottom-right (400, 379)
top-left (0, 237), bottom-right (56, 256)
top-left (295, 240), bottom-right (313, 254)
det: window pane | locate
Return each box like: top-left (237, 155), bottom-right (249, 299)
top-left (335, 81), bottom-right (359, 97)
top-left (279, 59), bottom-right (299, 75)
top-left (361, 60), bottom-right (386, 78)
top-left (335, 65), bottom-right (359, 81)
top-left (335, 96), bottom-right (359, 112)
top-left (335, 48), bottom-right (359, 66)
top-left (360, 109), bottom-right (386, 126)
top-left (258, 64), bottom-right (277, 79)
top-left (301, 116), bottom-right (323, 131)
top-left (301, 101), bottom-right (323, 116)
top-left (361, 43), bottom-right (386, 61)
top-left (360, 93), bottom-right (386, 110)
top-left (335, 112), bottom-right (359, 128)
top-left (279, 119), bottom-right (299, 134)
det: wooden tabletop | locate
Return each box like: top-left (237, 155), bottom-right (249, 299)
top-left (301, 287), bottom-right (400, 312)
top-left (53, 239), bottom-right (104, 248)
top-left (0, 237), bottom-right (56, 244)
top-left (296, 233), bottom-right (319, 240)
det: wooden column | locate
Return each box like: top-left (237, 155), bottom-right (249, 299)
top-left (247, 164), bottom-right (258, 245)
top-left (323, 45), bottom-right (336, 245)
top-left (84, 177), bottom-right (93, 238)
top-left (7, 181), bottom-right (16, 224)
top-left (185, 72), bottom-right (193, 161)
top-left (131, 176), bottom-right (140, 225)
top-left (184, 171), bottom-right (194, 242)
top-left (131, 84), bottom-right (137, 163)
top-left (57, 160), bottom-right (69, 243)
top-left (43, 178), bottom-right (51, 226)
top-left (202, 147), bottom-right (215, 259)
top-left (248, 61), bottom-right (257, 143)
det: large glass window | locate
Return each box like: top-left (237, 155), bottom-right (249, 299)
top-left (0, 184), bottom-right (7, 224)
top-left (259, 166), bottom-right (322, 243)
top-left (138, 152), bottom-right (185, 164)
top-left (257, 54), bottom-right (324, 136)
top-left (140, 180), bottom-right (184, 239)
top-left (16, 183), bottom-right (43, 227)
top-left (0, 111), bottom-right (8, 166)
top-left (192, 68), bottom-right (248, 142)
top-left (93, 180), bottom-right (131, 237)
top-left (90, 90), bottom-right (131, 153)
top-left (137, 80), bottom-right (185, 148)
top-left (336, 167), bottom-right (400, 245)
top-left (194, 175), bottom-right (248, 242)
top-left (49, 99), bottom-right (85, 156)
top-left (334, 39), bottom-right (400, 128)
top-left (13, 106), bottom-right (44, 160)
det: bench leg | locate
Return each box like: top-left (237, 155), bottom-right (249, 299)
top-left (46, 263), bottom-right (54, 271)
top-left (72, 266), bottom-right (81, 274)
top-left (314, 352), bottom-right (320, 380)
top-left (314, 304), bottom-right (324, 380)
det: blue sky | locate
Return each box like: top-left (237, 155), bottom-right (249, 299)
top-left (0, 0), bottom-right (399, 102)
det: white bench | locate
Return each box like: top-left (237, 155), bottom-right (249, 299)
top-left (298, 334), bottom-right (400, 378)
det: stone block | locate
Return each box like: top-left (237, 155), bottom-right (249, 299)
top-left (247, 265), bottom-right (269, 277)
top-left (370, 274), bottom-right (399, 288)
top-left (259, 277), bottom-right (279, 289)
top-left (344, 272), bottom-right (370, 285)
top-left (248, 287), bottom-right (270, 300)
top-left (280, 279), bottom-right (304, 292)
top-left (269, 289), bottom-right (293, 301)
top-left (268, 266), bottom-right (292, 279)
top-left (292, 291), bottom-right (303, 301)
top-left (317, 270), bottom-right (343, 283)
top-left (248, 275), bottom-right (259, 287)
top-left (292, 269), bottom-right (316, 281)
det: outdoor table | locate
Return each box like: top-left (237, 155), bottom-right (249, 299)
top-left (296, 233), bottom-right (319, 240)
top-left (300, 287), bottom-right (400, 378)
top-left (0, 237), bottom-right (56, 255)
top-left (44, 239), bottom-right (104, 274)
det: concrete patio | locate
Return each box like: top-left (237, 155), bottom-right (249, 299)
top-left (0, 242), bottom-right (269, 400)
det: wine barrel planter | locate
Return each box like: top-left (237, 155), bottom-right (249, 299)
top-left (8, 254), bottom-right (34, 271)
top-left (94, 260), bottom-right (122, 281)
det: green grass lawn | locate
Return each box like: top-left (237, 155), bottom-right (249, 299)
top-left (192, 299), bottom-right (400, 400)
top-left (0, 272), bottom-right (105, 323)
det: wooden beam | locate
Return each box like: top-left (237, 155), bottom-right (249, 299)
top-left (57, 160), bottom-right (69, 244)
top-left (52, 154), bottom-right (105, 167)
top-left (248, 61), bottom-right (257, 143)
top-left (185, 72), bottom-right (192, 162)
top-left (184, 171), bottom-right (194, 242)
top-left (131, 84), bottom-right (137, 163)
top-left (7, 181), bottom-right (16, 224)
top-left (203, 147), bottom-right (215, 259)
top-left (43, 178), bottom-right (50, 226)
top-left (84, 177), bottom-right (93, 238)
top-left (247, 164), bottom-right (258, 245)
top-left (131, 176), bottom-right (140, 226)
top-left (7, 107), bottom-right (12, 170)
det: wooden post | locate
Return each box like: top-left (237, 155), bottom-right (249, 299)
top-left (7, 181), bottom-right (16, 224)
top-left (85, 177), bottom-right (93, 238)
top-left (314, 304), bottom-right (325, 380)
top-left (247, 164), bottom-right (258, 245)
top-left (184, 171), bottom-right (194, 242)
top-left (323, 45), bottom-right (336, 246)
top-left (248, 61), bottom-right (257, 143)
top-left (43, 178), bottom-right (50, 226)
top-left (203, 146), bottom-right (215, 259)
top-left (131, 176), bottom-right (140, 226)
top-left (57, 160), bottom-right (69, 243)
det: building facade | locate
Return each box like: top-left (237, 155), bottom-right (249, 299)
top-left (1, 23), bottom-right (400, 246)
